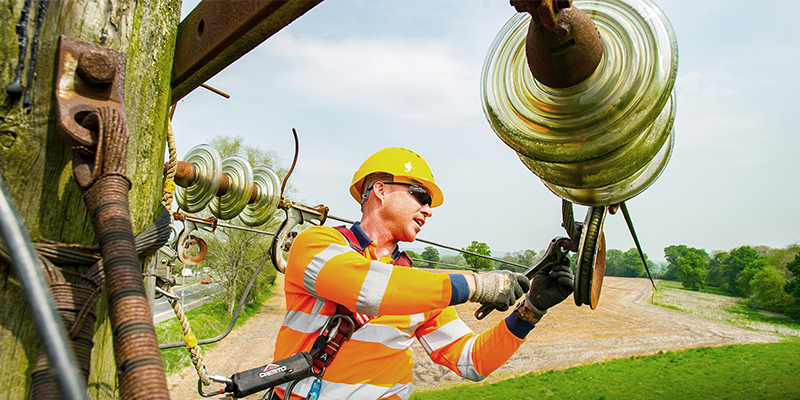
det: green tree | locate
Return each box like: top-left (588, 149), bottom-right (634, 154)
top-left (502, 249), bottom-right (539, 266)
top-left (749, 264), bottom-right (791, 312)
top-left (419, 246), bottom-right (440, 268)
top-left (605, 248), bottom-right (649, 277)
top-left (441, 254), bottom-right (467, 267)
top-left (622, 248), bottom-right (648, 277)
top-left (210, 135), bottom-right (288, 181)
top-left (737, 258), bottom-right (769, 297)
top-left (786, 253), bottom-right (800, 300)
top-left (462, 241), bottom-right (494, 270)
top-left (677, 251), bottom-right (707, 290)
top-left (706, 251), bottom-right (729, 289)
top-left (497, 249), bottom-right (539, 271)
top-left (664, 245), bottom-right (708, 289)
top-left (720, 246), bottom-right (762, 296)
top-left (663, 245), bottom-right (686, 280)
top-left (759, 244), bottom-right (800, 272)
top-left (604, 249), bottom-right (624, 276)
top-left (785, 253), bottom-right (800, 319)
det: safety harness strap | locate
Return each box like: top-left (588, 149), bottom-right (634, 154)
top-left (333, 225), bottom-right (414, 267)
top-left (309, 304), bottom-right (372, 373)
top-left (307, 226), bottom-right (411, 374)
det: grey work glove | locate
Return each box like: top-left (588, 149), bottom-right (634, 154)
top-left (471, 270), bottom-right (531, 311)
top-left (525, 260), bottom-right (574, 316)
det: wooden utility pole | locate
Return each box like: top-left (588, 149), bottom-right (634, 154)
top-left (0, 0), bottom-right (180, 398)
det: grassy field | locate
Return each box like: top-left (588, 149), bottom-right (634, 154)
top-left (652, 280), bottom-right (800, 337)
top-left (410, 340), bottom-right (800, 400)
top-left (411, 281), bottom-right (800, 399)
top-left (156, 285), bottom-right (274, 375)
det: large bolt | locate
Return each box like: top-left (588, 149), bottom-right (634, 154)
top-left (77, 51), bottom-right (116, 86)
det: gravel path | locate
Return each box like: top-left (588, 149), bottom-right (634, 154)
top-left (168, 276), bottom-right (782, 398)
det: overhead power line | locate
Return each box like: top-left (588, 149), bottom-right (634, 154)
top-left (327, 214), bottom-right (528, 272)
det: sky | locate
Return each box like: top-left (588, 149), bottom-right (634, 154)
top-left (172, 0), bottom-right (800, 263)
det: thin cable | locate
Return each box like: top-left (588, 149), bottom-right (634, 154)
top-left (410, 258), bottom-right (482, 272)
top-left (280, 128), bottom-right (299, 198)
top-left (0, 178), bottom-right (88, 400)
top-left (621, 202), bottom-right (656, 289)
top-left (216, 221), bottom-right (275, 236)
top-left (327, 214), bottom-right (527, 272)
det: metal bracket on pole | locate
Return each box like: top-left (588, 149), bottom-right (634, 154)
top-left (54, 35), bottom-right (126, 157)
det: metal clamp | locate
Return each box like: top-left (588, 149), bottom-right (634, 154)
top-left (54, 36), bottom-right (126, 156)
top-left (270, 199), bottom-right (329, 273)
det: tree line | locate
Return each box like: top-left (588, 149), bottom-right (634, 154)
top-left (662, 244), bottom-right (800, 320)
top-left (409, 239), bottom-right (799, 321)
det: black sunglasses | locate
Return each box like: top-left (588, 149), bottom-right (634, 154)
top-left (383, 182), bottom-right (432, 207)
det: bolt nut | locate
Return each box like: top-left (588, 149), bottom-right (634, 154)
top-left (77, 51), bottom-right (116, 86)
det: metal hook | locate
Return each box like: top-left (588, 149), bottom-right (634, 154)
top-left (177, 220), bottom-right (208, 265)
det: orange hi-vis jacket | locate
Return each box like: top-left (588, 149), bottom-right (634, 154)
top-left (273, 222), bottom-right (536, 399)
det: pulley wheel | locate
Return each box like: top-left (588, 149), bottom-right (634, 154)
top-left (210, 155), bottom-right (253, 220)
top-left (239, 165), bottom-right (281, 226)
top-left (175, 144), bottom-right (221, 213)
top-left (590, 230), bottom-right (607, 309)
top-left (574, 206), bottom-right (607, 308)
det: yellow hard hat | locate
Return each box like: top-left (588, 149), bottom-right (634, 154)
top-left (350, 148), bottom-right (444, 207)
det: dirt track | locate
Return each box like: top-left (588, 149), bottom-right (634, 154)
top-left (167, 275), bottom-right (782, 399)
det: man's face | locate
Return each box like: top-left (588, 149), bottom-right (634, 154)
top-left (377, 182), bottom-right (433, 243)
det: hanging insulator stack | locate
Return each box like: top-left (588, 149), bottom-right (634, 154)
top-left (482, 0), bottom-right (678, 207)
top-left (482, 0), bottom-right (678, 308)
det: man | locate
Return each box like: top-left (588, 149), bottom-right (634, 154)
top-left (273, 148), bottom-right (573, 399)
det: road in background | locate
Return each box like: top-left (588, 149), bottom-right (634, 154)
top-left (153, 281), bottom-right (221, 324)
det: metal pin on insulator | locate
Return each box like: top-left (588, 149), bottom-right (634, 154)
top-left (511, 0), bottom-right (603, 88)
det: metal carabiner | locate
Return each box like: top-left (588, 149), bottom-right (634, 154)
top-left (197, 374), bottom-right (233, 398)
top-left (197, 379), bottom-right (225, 398)
top-left (321, 314), bottom-right (355, 342)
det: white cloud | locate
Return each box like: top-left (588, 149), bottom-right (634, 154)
top-left (260, 34), bottom-right (479, 125)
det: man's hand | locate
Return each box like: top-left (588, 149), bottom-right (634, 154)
top-left (471, 271), bottom-right (530, 311)
top-left (525, 260), bottom-right (574, 316)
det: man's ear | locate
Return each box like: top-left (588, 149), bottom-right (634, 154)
top-left (372, 181), bottom-right (387, 202)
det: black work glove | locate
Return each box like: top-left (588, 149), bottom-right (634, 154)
top-left (471, 270), bottom-right (531, 311)
top-left (526, 260), bottom-right (574, 315)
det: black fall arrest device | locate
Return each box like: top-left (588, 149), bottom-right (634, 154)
top-left (200, 312), bottom-right (364, 398)
top-left (226, 352), bottom-right (313, 398)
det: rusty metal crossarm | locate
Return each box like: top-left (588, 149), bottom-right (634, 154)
top-left (171, 0), bottom-right (324, 103)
